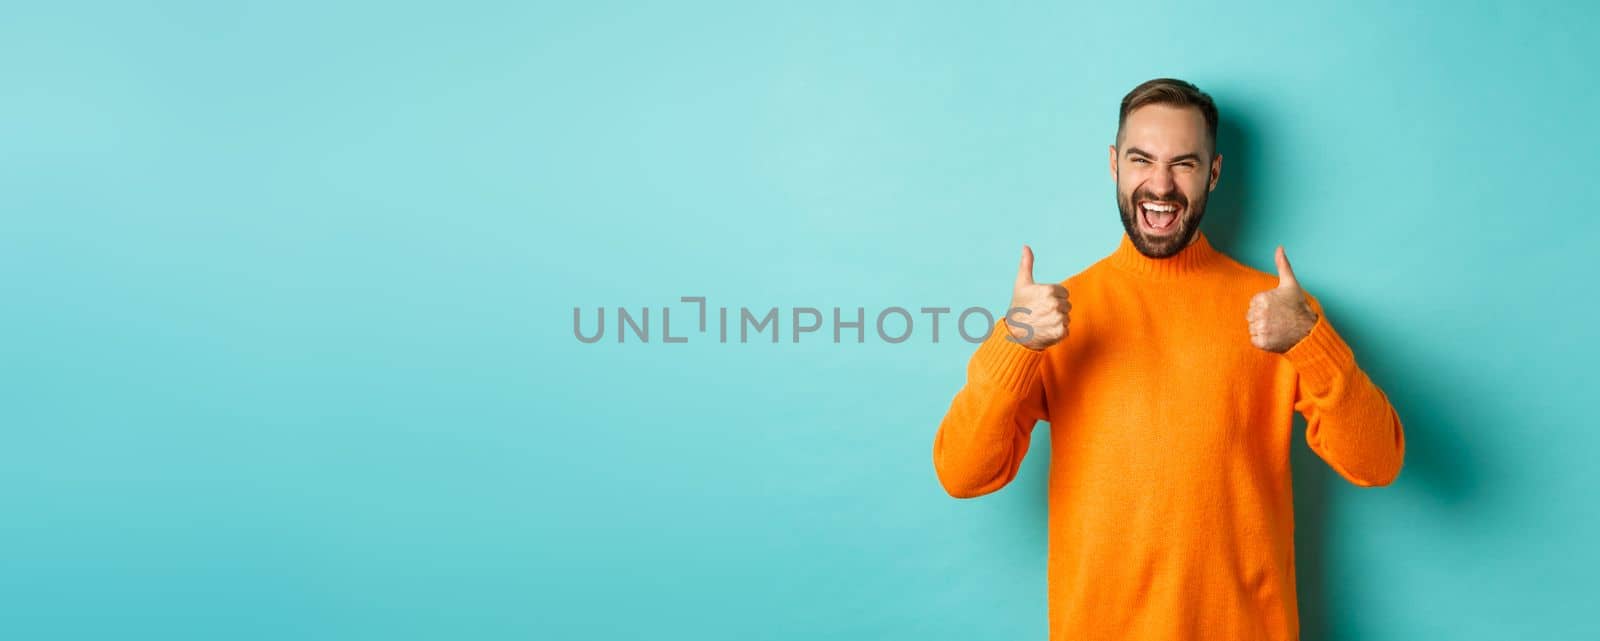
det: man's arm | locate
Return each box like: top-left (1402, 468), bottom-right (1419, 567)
top-left (932, 321), bottom-right (1049, 498)
top-left (1284, 293), bottom-right (1407, 487)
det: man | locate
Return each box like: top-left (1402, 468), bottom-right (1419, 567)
top-left (931, 78), bottom-right (1406, 641)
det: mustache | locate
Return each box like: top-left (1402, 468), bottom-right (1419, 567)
top-left (1132, 190), bottom-right (1188, 206)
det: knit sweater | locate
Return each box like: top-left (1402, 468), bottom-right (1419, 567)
top-left (932, 230), bottom-right (1405, 641)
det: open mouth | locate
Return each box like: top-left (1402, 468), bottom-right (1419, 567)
top-left (1138, 200), bottom-right (1183, 234)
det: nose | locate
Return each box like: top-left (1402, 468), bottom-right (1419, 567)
top-left (1146, 164), bottom-right (1176, 196)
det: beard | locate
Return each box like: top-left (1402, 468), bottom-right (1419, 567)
top-left (1116, 181), bottom-right (1208, 259)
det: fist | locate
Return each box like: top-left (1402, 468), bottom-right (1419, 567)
top-left (1005, 245), bottom-right (1071, 351)
top-left (1247, 245), bottom-right (1319, 353)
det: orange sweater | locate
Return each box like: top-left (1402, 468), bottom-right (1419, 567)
top-left (933, 231), bottom-right (1405, 641)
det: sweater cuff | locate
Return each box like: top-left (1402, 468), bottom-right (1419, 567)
top-left (969, 320), bottom-right (1047, 395)
top-left (1281, 311), bottom-right (1356, 395)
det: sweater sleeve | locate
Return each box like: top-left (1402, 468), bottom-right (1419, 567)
top-left (1282, 293), bottom-right (1406, 487)
top-left (932, 320), bottom-right (1049, 499)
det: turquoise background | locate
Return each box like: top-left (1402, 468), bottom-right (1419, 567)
top-left (3, 1), bottom-right (1595, 639)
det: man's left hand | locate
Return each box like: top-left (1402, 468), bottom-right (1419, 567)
top-left (1247, 245), bottom-right (1319, 353)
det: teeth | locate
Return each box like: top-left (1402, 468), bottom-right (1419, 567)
top-left (1142, 202), bottom-right (1177, 212)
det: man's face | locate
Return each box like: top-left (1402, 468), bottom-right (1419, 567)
top-left (1109, 103), bottom-right (1223, 258)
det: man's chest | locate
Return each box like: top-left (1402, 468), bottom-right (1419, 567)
top-left (1040, 284), bottom-right (1288, 436)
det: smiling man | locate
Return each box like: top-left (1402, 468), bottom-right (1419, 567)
top-left (931, 78), bottom-right (1406, 640)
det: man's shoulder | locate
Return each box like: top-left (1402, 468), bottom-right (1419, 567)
top-left (1037, 251), bottom-right (1135, 287)
top-left (1050, 260), bottom-right (1106, 289)
top-left (1210, 248), bottom-right (1284, 291)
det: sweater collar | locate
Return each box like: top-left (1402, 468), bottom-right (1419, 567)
top-left (1106, 229), bottom-right (1224, 279)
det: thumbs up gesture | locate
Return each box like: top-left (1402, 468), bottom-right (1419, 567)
top-left (1005, 245), bottom-right (1072, 351)
top-left (1247, 246), bottom-right (1319, 353)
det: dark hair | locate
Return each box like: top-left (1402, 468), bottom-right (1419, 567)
top-left (1117, 78), bottom-right (1219, 155)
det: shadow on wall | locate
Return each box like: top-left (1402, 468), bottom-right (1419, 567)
top-left (1291, 292), bottom-right (1491, 640)
top-left (1209, 98), bottom-right (1489, 640)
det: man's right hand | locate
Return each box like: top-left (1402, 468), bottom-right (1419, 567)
top-left (1005, 245), bottom-right (1071, 351)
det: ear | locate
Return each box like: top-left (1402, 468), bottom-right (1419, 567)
top-left (1108, 144), bottom-right (1118, 181)
top-left (1207, 152), bottom-right (1223, 192)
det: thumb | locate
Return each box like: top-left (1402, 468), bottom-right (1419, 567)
top-left (1016, 244), bottom-right (1036, 288)
top-left (1275, 245), bottom-right (1300, 289)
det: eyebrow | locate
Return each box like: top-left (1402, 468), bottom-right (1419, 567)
top-left (1124, 147), bottom-right (1203, 164)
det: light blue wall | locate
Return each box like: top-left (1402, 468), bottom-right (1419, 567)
top-left (3, 1), bottom-right (1595, 639)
